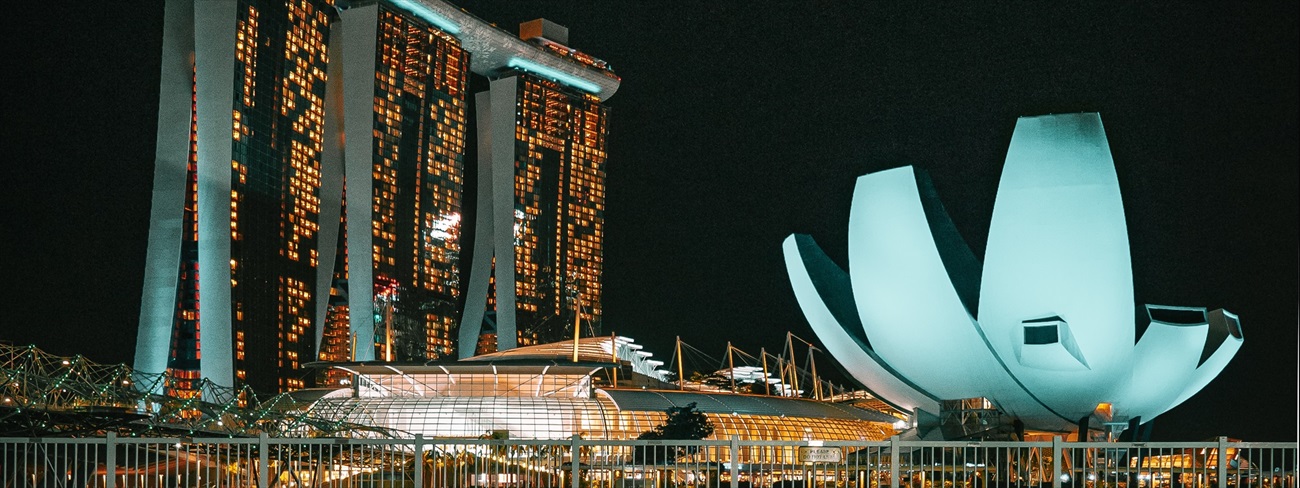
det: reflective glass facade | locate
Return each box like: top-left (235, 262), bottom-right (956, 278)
top-left (165, 70), bottom-right (202, 398)
top-left (311, 365), bottom-right (894, 451)
top-left (317, 189), bottom-right (351, 387)
top-left (511, 77), bottom-right (609, 345)
top-left (227, 0), bottom-right (333, 394)
top-left (362, 5), bottom-right (468, 362)
top-left (314, 391), bottom-right (893, 450)
top-left (140, 0), bottom-right (619, 394)
top-left (148, 0), bottom-right (336, 396)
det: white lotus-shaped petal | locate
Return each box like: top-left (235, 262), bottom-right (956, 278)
top-left (784, 113), bottom-right (1243, 437)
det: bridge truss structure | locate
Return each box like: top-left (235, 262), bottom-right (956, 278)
top-left (0, 343), bottom-right (396, 438)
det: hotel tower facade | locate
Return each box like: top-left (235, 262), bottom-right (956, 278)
top-left (458, 21), bottom-right (614, 358)
top-left (135, 0), bottom-right (619, 395)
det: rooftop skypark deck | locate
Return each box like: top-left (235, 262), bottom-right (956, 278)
top-left (374, 0), bottom-right (621, 99)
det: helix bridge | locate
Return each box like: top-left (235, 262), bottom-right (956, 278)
top-left (0, 342), bottom-right (396, 438)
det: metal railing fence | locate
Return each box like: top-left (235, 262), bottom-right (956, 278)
top-left (2, 436), bottom-right (1294, 488)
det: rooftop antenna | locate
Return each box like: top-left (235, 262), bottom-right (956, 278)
top-left (760, 347), bottom-right (771, 395)
top-left (773, 349), bottom-right (788, 396)
top-left (726, 342), bottom-right (737, 392)
top-left (676, 336), bottom-right (685, 391)
top-left (809, 343), bottom-right (821, 400)
top-left (787, 332), bottom-right (826, 400)
top-left (785, 332), bottom-right (800, 395)
top-left (609, 332), bottom-right (618, 388)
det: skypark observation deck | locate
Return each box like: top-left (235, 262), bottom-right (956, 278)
top-left (373, 0), bottom-right (621, 100)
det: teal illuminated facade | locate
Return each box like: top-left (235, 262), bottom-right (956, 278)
top-left (135, 0), bottom-right (336, 396)
top-left (784, 113), bottom-right (1243, 439)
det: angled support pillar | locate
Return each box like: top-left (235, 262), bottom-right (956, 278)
top-left (338, 3), bottom-right (380, 361)
top-left (487, 77), bottom-right (520, 353)
top-left (193, 0), bottom-right (239, 392)
top-left (314, 11), bottom-right (348, 359)
top-left (459, 89), bottom-right (496, 358)
top-left (459, 77), bottom-right (521, 355)
top-left (135, 0), bottom-right (197, 393)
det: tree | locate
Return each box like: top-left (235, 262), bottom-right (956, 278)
top-left (634, 402), bottom-right (715, 464)
top-left (689, 370), bottom-right (733, 391)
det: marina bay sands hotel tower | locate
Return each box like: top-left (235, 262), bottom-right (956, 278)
top-left (134, 0), bottom-right (619, 395)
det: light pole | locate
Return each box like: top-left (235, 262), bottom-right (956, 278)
top-left (569, 275), bottom-right (583, 363)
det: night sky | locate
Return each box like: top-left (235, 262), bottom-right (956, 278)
top-left (3, 2), bottom-right (1295, 441)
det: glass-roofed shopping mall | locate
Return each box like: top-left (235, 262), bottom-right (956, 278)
top-left (304, 337), bottom-right (901, 442)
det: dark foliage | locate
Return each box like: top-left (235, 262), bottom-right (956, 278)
top-left (634, 402), bottom-right (715, 464)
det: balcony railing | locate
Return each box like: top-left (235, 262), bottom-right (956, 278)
top-left (2, 435), bottom-right (1294, 488)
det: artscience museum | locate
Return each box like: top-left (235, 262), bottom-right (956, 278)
top-left (783, 113), bottom-right (1243, 440)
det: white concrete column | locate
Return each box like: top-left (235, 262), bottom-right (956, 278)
top-left (134, 0), bottom-right (197, 391)
top-left (338, 4), bottom-right (380, 361)
top-left (193, 0), bottom-right (238, 391)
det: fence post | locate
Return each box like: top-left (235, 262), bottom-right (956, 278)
top-left (414, 434), bottom-right (424, 488)
top-left (1052, 436), bottom-right (1063, 488)
top-left (890, 436), bottom-right (900, 488)
top-left (105, 432), bottom-right (117, 488)
top-left (1217, 437), bottom-right (1228, 488)
top-left (259, 433), bottom-right (270, 488)
top-left (570, 434), bottom-right (581, 488)
top-left (731, 435), bottom-right (741, 488)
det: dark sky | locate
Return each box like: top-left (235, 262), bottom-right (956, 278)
top-left (3, 2), bottom-right (1296, 441)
